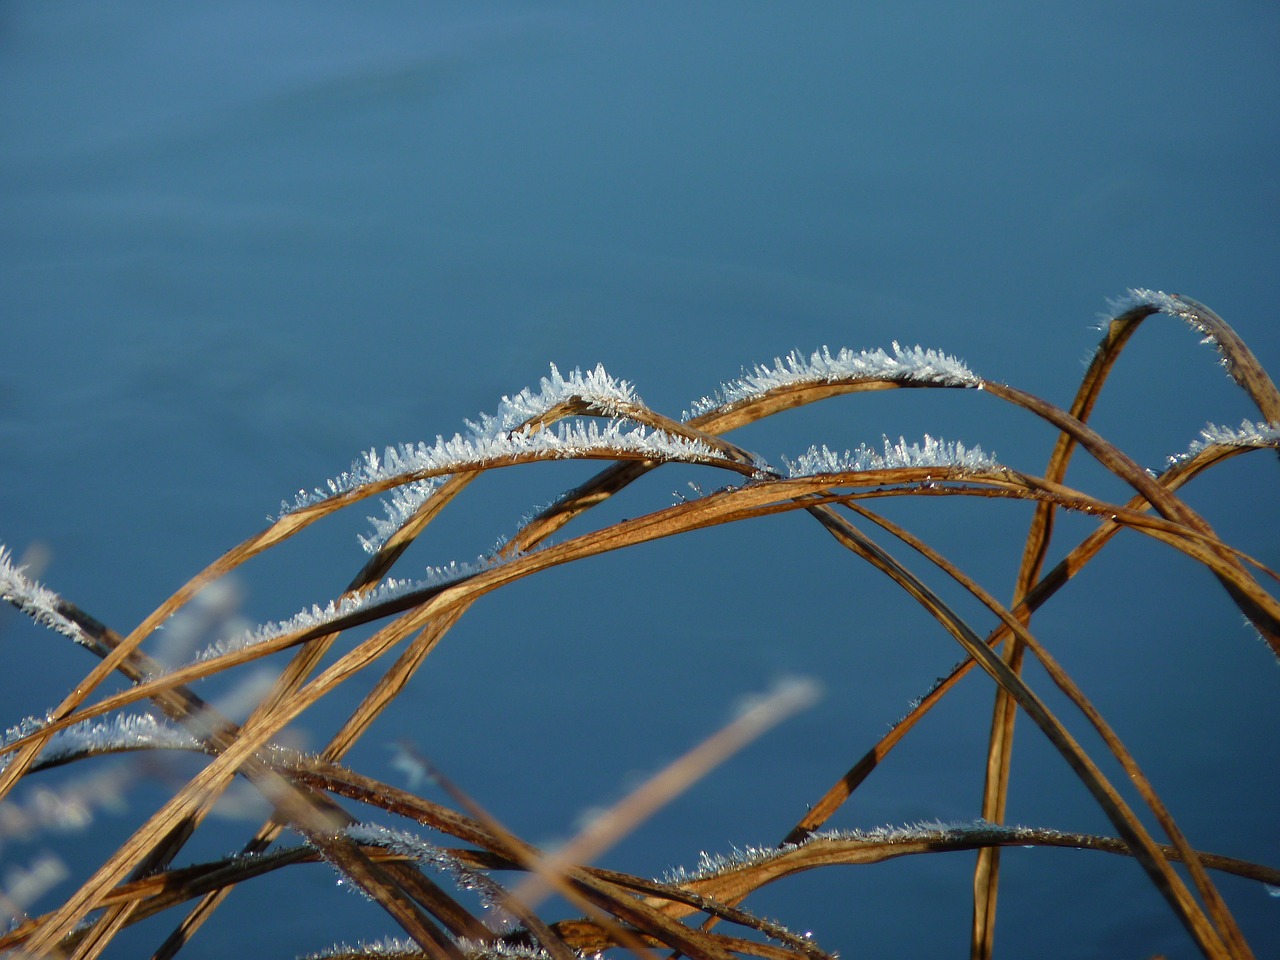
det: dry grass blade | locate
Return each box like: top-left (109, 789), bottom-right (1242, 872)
top-left (974, 296), bottom-right (1280, 960)
top-left (970, 304), bottom-right (1142, 959)
top-left (781, 433), bottom-right (1279, 851)
top-left (397, 753), bottom-right (651, 960)
top-left (639, 828), bottom-right (1280, 917)
top-left (845, 503), bottom-right (1251, 956)
top-left (787, 505), bottom-right (1234, 957)
top-left (505, 678), bottom-right (822, 914)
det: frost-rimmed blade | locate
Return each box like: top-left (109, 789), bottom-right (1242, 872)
top-left (1109, 290), bottom-right (1280, 421)
top-left (1161, 419), bottom-right (1280, 473)
top-left (1, 547), bottom-right (92, 647)
top-left (684, 341), bottom-right (979, 420)
top-left (280, 418), bottom-right (728, 519)
top-left (784, 436), bottom-right (999, 476)
top-left (1, 713), bottom-right (200, 775)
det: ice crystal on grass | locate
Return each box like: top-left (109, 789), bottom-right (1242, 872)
top-left (193, 555), bottom-right (508, 665)
top-left (300, 938), bottom-right (422, 960)
top-left (2, 714), bottom-right (54, 744)
top-left (1107, 288), bottom-right (1246, 382)
top-left (303, 940), bottom-right (558, 960)
top-left (284, 416), bottom-right (723, 553)
top-left (813, 819), bottom-right (1060, 845)
top-left (464, 361), bottom-right (640, 432)
top-left (345, 417), bottom-right (723, 552)
top-left (0, 713), bottom-right (199, 775)
top-left (661, 821), bottom-right (1065, 884)
top-left (685, 342), bottom-right (978, 419)
top-left (1110, 288), bottom-right (1210, 336)
top-left (661, 843), bottom-right (781, 884)
top-left (343, 823), bottom-right (501, 908)
top-left (194, 545), bottom-right (540, 665)
top-left (194, 576), bottom-right (410, 664)
top-left (0, 714), bottom-right (55, 772)
top-left (893, 664), bottom-right (966, 726)
top-left (1163, 419), bottom-right (1280, 471)
top-left (279, 364), bottom-right (643, 520)
top-left (784, 435), bottom-right (1000, 477)
top-left (344, 822), bottom-right (454, 869)
top-left (0, 546), bottom-right (88, 647)
top-left (452, 941), bottom-right (559, 960)
top-left (357, 478), bottom-right (444, 553)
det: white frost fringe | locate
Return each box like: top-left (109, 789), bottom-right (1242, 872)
top-left (0, 546), bottom-right (87, 646)
top-left (276, 364), bottom-right (730, 555)
top-left (0, 713), bottom-right (199, 776)
top-left (1164, 419), bottom-right (1280, 470)
top-left (1108, 287), bottom-right (1253, 388)
top-left (685, 341), bottom-right (978, 419)
top-left (662, 820), bottom-right (1064, 884)
top-left (785, 435), bottom-right (1000, 477)
top-left (324, 348), bottom-right (979, 552)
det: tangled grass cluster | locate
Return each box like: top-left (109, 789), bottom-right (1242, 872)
top-left (2, 291), bottom-right (1277, 959)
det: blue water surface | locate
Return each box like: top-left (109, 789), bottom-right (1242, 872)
top-left (2, 4), bottom-right (1278, 958)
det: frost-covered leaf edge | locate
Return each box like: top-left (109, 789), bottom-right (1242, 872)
top-left (1162, 418), bottom-right (1280, 471)
top-left (300, 938), bottom-right (556, 960)
top-left (784, 435), bottom-right (1001, 477)
top-left (279, 363), bottom-right (640, 519)
top-left (343, 419), bottom-right (726, 554)
top-left (0, 546), bottom-right (90, 647)
top-left (192, 554), bottom-right (513, 666)
top-left (661, 820), bottom-right (1070, 884)
top-left (684, 341), bottom-right (979, 420)
top-left (0, 712), bottom-right (201, 776)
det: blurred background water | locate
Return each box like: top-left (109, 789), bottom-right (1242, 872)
top-left (1, 3), bottom-right (1277, 957)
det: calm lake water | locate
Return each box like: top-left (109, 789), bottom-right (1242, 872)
top-left (2, 4), bottom-right (1278, 958)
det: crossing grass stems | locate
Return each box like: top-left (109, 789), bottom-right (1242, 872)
top-left (2, 290), bottom-right (1278, 959)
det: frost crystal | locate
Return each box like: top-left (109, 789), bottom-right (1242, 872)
top-left (1163, 419), bottom-right (1280, 470)
top-left (1, 714), bottom-right (55, 763)
top-left (192, 542), bottom-right (555, 666)
top-left (1109, 288), bottom-right (1207, 333)
top-left (192, 557), bottom-right (504, 665)
top-left (344, 822), bottom-right (453, 868)
top-left (452, 942), bottom-right (558, 960)
top-left (661, 820), bottom-right (1064, 884)
top-left (685, 342), bottom-right (979, 419)
top-left (335, 420), bottom-right (720, 551)
top-left (1, 713), bottom-right (199, 775)
top-left (465, 361), bottom-right (640, 431)
top-left (280, 364), bottom-right (638, 522)
top-left (302, 940), bottom-right (558, 960)
top-left (356, 478), bottom-right (443, 554)
top-left (1106, 288), bottom-right (1240, 379)
top-left (784, 435), bottom-right (1000, 477)
top-left (193, 576), bottom-right (409, 664)
top-left (343, 823), bottom-right (502, 908)
top-left (299, 938), bottom-right (422, 960)
top-left (280, 385), bottom-right (723, 554)
top-left (0, 546), bottom-right (88, 646)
